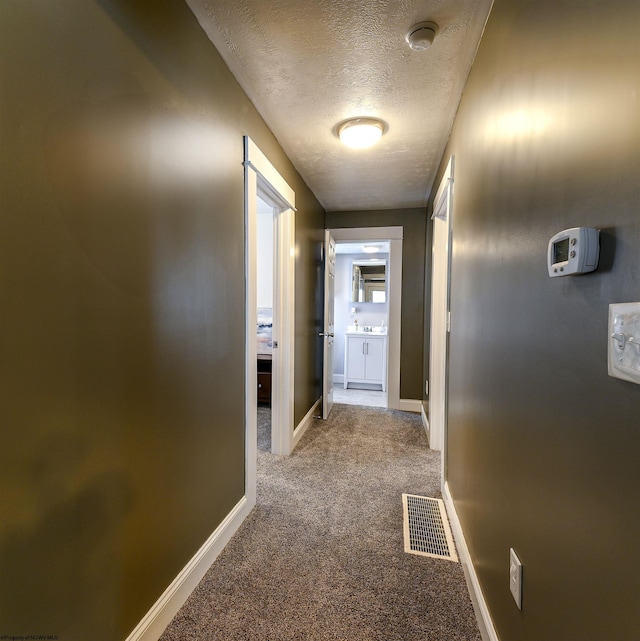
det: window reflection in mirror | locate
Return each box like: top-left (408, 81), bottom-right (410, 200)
top-left (352, 260), bottom-right (386, 303)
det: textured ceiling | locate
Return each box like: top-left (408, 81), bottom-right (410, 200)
top-left (186, 0), bottom-right (493, 211)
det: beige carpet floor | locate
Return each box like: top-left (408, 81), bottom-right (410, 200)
top-left (160, 403), bottom-right (481, 641)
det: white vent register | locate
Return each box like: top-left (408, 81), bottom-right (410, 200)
top-left (402, 494), bottom-right (458, 562)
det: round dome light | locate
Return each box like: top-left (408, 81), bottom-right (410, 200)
top-left (337, 118), bottom-right (387, 149)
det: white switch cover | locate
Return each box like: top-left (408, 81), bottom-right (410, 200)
top-left (509, 548), bottom-right (523, 610)
top-left (608, 303), bottom-right (640, 385)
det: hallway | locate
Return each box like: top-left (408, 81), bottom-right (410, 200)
top-left (332, 387), bottom-right (388, 408)
top-left (160, 405), bottom-right (480, 640)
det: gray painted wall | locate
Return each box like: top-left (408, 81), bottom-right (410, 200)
top-left (326, 209), bottom-right (427, 400)
top-left (435, 0), bottom-right (640, 639)
top-left (0, 0), bottom-right (323, 637)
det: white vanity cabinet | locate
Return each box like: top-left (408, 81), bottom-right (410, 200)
top-left (344, 332), bottom-right (387, 391)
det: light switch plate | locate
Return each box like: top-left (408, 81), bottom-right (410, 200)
top-left (509, 548), bottom-right (523, 609)
top-left (608, 303), bottom-right (640, 385)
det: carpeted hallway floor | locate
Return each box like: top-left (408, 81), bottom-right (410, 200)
top-left (159, 404), bottom-right (481, 641)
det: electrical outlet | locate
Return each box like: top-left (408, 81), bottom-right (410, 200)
top-left (510, 548), bottom-right (523, 609)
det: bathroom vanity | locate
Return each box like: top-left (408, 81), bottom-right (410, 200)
top-left (344, 328), bottom-right (387, 391)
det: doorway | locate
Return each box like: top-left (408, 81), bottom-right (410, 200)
top-left (256, 193), bottom-right (276, 452)
top-left (244, 137), bottom-right (296, 507)
top-left (332, 240), bottom-right (390, 408)
top-left (326, 226), bottom-right (404, 410)
top-left (429, 156), bottom-right (454, 482)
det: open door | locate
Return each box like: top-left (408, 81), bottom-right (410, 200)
top-left (321, 229), bottom-right (336, 419)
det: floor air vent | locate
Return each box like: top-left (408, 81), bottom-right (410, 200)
top-left (402, 494), bottom-right (458, 562)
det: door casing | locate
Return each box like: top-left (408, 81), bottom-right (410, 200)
top-left (429, 156), bottom-right (454, 485)
top-left (244, 137), bottom-right (296, 507)
top-left (328, 226), bottom-right (403, 410)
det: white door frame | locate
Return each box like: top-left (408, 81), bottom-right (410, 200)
top-left (244, 137), bottom-right (296, 496)
top-left (329, 226), bottom-right (403, 410)
top-left (429, 156), bottom-right (454, 481)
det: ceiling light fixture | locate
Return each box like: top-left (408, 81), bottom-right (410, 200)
top-left (405, 21), bottom-right (438, 51)
top-left (362, 245), bottom-right (380, 253)
top-left (336, 117), bottom-right (387, 149)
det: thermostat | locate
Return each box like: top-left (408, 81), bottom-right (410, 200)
top-left (547, 227), bottom-right (600, 277)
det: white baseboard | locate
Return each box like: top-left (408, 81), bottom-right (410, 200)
top-left (125, 496), bottom-right (253, 641)
top-left (292, 397), bottom-right (321, 450)
top-left (333, 374), bottom-right (344, 385)
top-left (398, 398), bottom-right (422, 413)
top-left (421, 403), bottom-right (430, 445)
top-left (443, 483), bottom-right (499, 641)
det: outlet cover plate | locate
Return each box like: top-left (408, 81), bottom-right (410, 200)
top-left (510, 548), bottom-right (523, 609)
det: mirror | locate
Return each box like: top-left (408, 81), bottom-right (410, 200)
top-left (351, 260), bottom-right (386, 303)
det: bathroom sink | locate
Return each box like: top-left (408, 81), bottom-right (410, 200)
top-left (346, 325), bottom-right (387, 335)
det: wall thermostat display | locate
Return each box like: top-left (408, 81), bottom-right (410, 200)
top-left (547, 227), bottom-right (600, 277)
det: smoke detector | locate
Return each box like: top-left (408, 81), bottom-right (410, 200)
top-left (405, 21), bottom-right (438, 51)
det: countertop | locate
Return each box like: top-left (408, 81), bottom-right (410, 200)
top-left (345, 326), bottom-right (387, 336)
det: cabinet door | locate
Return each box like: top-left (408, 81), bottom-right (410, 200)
top-left (346, 336), bottom-right (366, 380)
top-left (257, 372), bottom-right (272, 404)
top-left (364, 337), bottom-right (385, 383)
